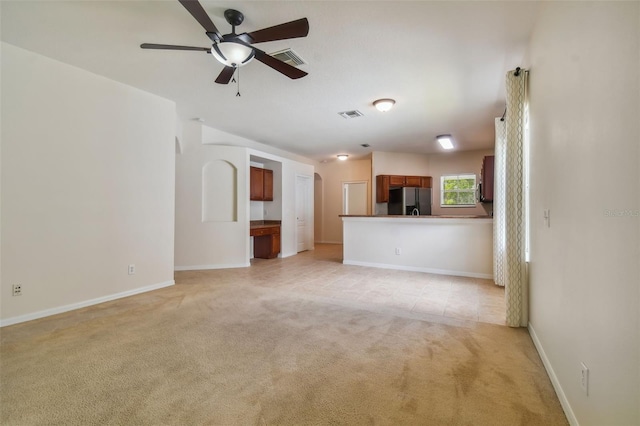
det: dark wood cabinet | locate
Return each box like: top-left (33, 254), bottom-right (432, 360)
top-left (376, 174), bottom-right (432, 202)
top-left (250, 166), bottom-right (274, 201)
top-left (251, 225), bottom-right (280, 259)
top-left (376, 175), bottom-right (390, 203)
top-left (389, 175), bottom-right (405, 187)
top-left (404, 176), bottom-right (422, 187)
top-left (263, 169), bottom-right (273, 201)
top-left (480, 155), bottom-right (494, 203)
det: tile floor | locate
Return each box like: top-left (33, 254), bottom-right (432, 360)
top-left (249, 243), bottom-right (505, 326)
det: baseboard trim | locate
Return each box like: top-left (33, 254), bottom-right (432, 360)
top-left (528, 323), bottom-right (578, 426)
top-left (0, 280), bottom-right (175, 328)
top-left (316, 240), bottom-right (343, 245)
top-left (174, 263), bottom-right (249, 271)
top-left (342, 260), bottom-right (492, 279)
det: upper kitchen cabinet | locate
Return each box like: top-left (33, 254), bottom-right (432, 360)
top-left (479, 155), bottom-right (494, 203)
top-left (250, 166), bottom-right (273, 201)
top-left (376, 175), bottom-right (390, 203)
top-left (376, 174), bottom-right (432, 203)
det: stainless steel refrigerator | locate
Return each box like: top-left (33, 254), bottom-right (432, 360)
top-left (388, 187), bottom-right (432, 216)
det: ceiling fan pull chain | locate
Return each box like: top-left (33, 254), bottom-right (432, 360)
top-left (236, 66), bottom-right (241, 97)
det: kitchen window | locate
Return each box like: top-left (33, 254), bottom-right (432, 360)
top-left (441, 174), bottom-right (476, 207)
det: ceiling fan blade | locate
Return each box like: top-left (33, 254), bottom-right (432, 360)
top-left (178, 0), bottom-right (221, 40)
top-left (243, 18), bottom-right (309, 44)
top-left (140, 43), bottom-right (211, 52)
top-left (215, 66), bottom-right (236, 84)
top-left (254, 49), bottom-right (308, 80)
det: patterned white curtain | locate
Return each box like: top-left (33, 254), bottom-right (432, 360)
top-left (493, 118), bottom-right (506, 288)
top-left (495, 69), bottom-right (529, 327)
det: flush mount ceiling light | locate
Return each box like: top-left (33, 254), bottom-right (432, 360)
top-left (373, 98), bottom-right (396, 112)
top-left (437, 134), bottom-right (454, 150)
top-left (211, 42), bottom-right (255, 67)
top-left (337, 154), bottom-right (349, 161)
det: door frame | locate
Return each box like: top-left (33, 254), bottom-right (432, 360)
top-left (295, 174), bottom-right (313, 252)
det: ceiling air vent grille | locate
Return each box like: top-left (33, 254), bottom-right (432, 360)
top-left (269, 48), bottom-right (306, 67)
top-left (338, 110), bottom-right (364, 119)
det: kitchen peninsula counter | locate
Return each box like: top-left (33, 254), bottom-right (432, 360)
top-left (340, 215), bottom-right (493, 278)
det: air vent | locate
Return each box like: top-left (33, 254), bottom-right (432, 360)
top-left (269, 48), bottom-right (306, 67)
top-left (338, 110), bottom-right (364, 119)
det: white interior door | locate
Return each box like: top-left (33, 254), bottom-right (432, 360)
top-left (296, 175), bottom-right (312, 252)
top-left (343, 181), bottom-right (368, 215)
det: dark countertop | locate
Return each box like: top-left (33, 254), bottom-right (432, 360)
top-left (250, 220), bottom-right (282, 229)
top-left (339, 215), bottom-right (491, 219)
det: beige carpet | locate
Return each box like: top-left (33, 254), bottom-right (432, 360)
top-left (1, 245), bottom-right (567, 425)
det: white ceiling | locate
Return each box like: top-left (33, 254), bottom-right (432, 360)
top-left (1, 1), bottom-right (540, 161)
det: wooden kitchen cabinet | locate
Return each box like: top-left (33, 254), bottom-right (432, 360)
top-left (376, 175), bottom-right (390, 203)
top-left (389, 175), bottom-right (405, 187)
top-left (376, 174), bottom-right (432, 203)
top-left (404, 176), bottom-right (422, 187)
top-left (263, 169), bottom-right (273, 201)
top-left (480, 155), bottom-right (494, 203)
top-left (250, 166), bottom-right (273, 201)
top-left (251, 225), bottom-right (280, 259)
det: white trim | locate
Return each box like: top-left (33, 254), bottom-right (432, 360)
top-left (316, 240), bottom-right (343, 245)
top-left (174, 263), bottom-right (249, 271)
top-left (343, 260), bottom-right (493, 279)
top-left (0, 280), bottom-right (175, 327)
top-left (528, 323), bottom-right (578, 426)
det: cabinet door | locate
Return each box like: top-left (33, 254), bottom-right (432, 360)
top-left (420, 176), bottom-right (432, 188)
top-left (481, 156), bottom-right (495, 202)
top-left (250, 166), bottom-right (264, 200)
top-left (404, 176), bottom-right (422, 187)
top-left (389, 175), bottom-right (405, 187)
top-left (271, 232), bottom-right (280, 256)
top-left (376, 175), bottom-right (390, 203)
top-left (263, 169), bottom-right (274, 201)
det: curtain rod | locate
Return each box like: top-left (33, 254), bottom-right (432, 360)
top-left (514, 67), bottom-right (522, 76)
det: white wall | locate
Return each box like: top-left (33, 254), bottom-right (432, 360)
top-left (174, 122), bottom-right (250, 270)
top-left (174, 123), bottom-right (314, 268)
top-left (1, 43), bottom-right (176, 325)
top-left (428, 149), bottom-right (493, 217)
top-left (526, 3), bottom-right (639, 425)
top-left (372, 150), bottom-right (493, 217)
top-left (343, 217), bottom-right (493, 278)
top-left (315, 157), bottom-right (372, 243)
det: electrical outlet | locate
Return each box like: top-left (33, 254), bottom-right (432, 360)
top-left (128, 264), bottom-right (136, 275)
top-left (395, 248), bottom-right (401, 255)
top-left (544, 209), bottom-right (551, 228)
top-left (580, 362), bottom-right (589, 395)
top-left (12, 284), bottom-right (22, 296)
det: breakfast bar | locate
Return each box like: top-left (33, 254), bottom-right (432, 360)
top-left (340, 215), bottom-right (493, 279)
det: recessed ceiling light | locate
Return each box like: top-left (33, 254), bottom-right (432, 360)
top-left (337, 154), bottom-right (349, 161)
top-left (373, 98), bottom-right (396, 112)
top-left (437, 134), bottom-right (454, 150)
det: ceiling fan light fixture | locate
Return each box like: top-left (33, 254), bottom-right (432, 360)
top-left (437, 134), bottom-right (454, 150)
top-left (374, 98), bottom-right (396, 112)
top-left (337, 154), bottom-right (349, 161)
top-left (211, 42), bottom-right (255, 67)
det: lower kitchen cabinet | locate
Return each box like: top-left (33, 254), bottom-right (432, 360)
top-left (250, 225), bottom-right (280, 259)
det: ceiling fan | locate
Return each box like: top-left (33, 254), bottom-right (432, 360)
top-left (141, 0), bottom-right (309, 84)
